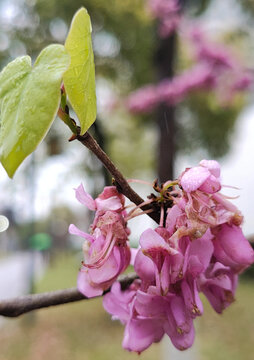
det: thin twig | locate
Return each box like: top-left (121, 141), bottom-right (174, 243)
top-left (76, 132), bottom-right (160, 224)
top-left (0, 273), bottom-right (138, 318)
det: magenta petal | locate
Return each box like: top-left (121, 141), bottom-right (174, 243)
top-left (170, 296), bottom-right (191, 334)
top-left (69, 224), bottom-right (93, 241)
top-left (139, 229), bottom-right (177, 270)
top-left (198, 262), bottom-right (238, 313)
top-left (180, 166), bottom-right (210, 192)
top-left (181, 279), bottom-right (203, 317)
top-left (135, 290), bottom-right (167, 318)
top-left (95, 196), bottom-right (123, 212)
top-left (123, 318), bottom-right (164, 352)
top-left (165, 321), bottom-right (195, 351)
top-left (134, 249), bottom-right (155, 283)
top-left (88, 247), bottom-right (121, 283)
top-left (213, 239), bottom-right (238, 269)
top-left (103, 282), bottom-right (136, 322)
top-left (199, 159), bottom-right (220, 178)
top-left (75, 184), bottom-right (96, 210)
top-left (170, 252), bottom-right (185, 283)
top-left (77, 269), bottom-right (103, 298)
top-left (166, 205), bottom-right (183, 235)
top-left (217, 224), bottom-right (254, 267)
top-left (198, 174), bottom-right (221, 193)
top-left (160, 256), bottom-right (170, 294)
top-left (188, 256), bottom-right (204, 277)
top-left (140, 228), bottom-right (169, 251)
top-left (189, 230), bottom-right (214, 272)
top-left (130, 248), bottom-right (138, 266)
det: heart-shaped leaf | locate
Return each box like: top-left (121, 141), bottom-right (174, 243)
top-left (0, 44), bottom-right (70, 178)
top-left (63, 7), bottom-right (97, 135)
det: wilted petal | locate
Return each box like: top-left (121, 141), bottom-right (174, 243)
top-left (95, 196), bottom-right (123, 212)
top-left (77, 268), bottom-right (103, 298)
top-left (69, 224), bottom-right (92, 240)
top-left (88, 247), bottom-right (122, 283)
top-left (75, 184), bottom-right (96, 210)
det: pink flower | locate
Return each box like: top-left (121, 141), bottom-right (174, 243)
top-left (180, 159), bottom-right (221, 194)
top-left (70, 184), bottom-right (130, 298)
top-left (138, 228), bottom-right (183, 291)
top-left (198, 262), bottom-right (238, 313)
top-left (75, 183), bottom-right (125, 213)
top-left (213, 223), bottom-right (254, 272)
top-left (100, 160), bottom-right (253, 353)
top-left (126, 86), bottom-right (158, 114)
top-left (103, 281), bottom-right (195, 352)
top-left (147, 0), bottom-right (181, 38)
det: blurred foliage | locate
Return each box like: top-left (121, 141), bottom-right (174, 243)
top-left (0, 0), bottom-right (253, 177)
top-left (177, 93), bottom-right (244, 157)
top-left (241, 0), bottom-right (254, 15)
top-left (2, 0), bottom-right (155, 89)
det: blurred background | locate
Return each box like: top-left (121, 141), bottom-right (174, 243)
top-left (0, 0), bottom-right (254, 359)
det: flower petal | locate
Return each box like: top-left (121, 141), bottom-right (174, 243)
top-left (180, 166), bottom-right (210, 192)
top-left (75, 183), bottom-right (96, 210)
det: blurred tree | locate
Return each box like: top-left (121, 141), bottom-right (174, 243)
top-left (0, 0), bottom-right (253, 179)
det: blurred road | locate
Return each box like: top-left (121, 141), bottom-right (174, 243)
top-left (0, 252), bottom-right (45, 326)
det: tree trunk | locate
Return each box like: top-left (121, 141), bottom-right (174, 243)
top-left (155, 33), bottom-right (176, 182)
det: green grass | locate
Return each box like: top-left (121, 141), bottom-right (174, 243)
top-left (0, 253), bottom-right (253, 360)
top-left (197, 280), bottom-right (254, 360)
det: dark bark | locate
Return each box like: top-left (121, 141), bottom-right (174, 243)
top-left (0, 273), bottom-right (137, 318)
top-left (155, 33), bottom-right (177, 182)
top-left (77, 132), bottom-right (160, 224)
top-left (92, 120), bottom-right (112, 186)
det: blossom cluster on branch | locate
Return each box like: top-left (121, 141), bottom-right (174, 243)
top-left (70, 160), bottom-right (254, 353)
top-left (126, 31), bottom-right (252, 114)
top-left (147, 0), bottom-right (181, 38)
top-left (69, 185), bottom-right (131, 297)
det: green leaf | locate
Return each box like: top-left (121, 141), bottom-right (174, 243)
top-left (63, 7), bottom-right (97, 135)
top-left (0, 44), bottom-right (70, 178)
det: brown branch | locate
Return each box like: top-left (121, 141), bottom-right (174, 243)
top-left (77, 132), bottom-right (160, 224)
top-left (0, 273), bottom-right (138, 318)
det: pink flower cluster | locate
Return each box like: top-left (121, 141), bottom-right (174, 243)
top-left (69, 184), bottom-right (131, 298)
top-left (126, 64), bottom-right (215, 113)
top-left (147, 0), bottom-right (181, 38)
top-left (189, 27), bottom-right (253, 103)
top-left (102, 160), bottom-right (254, 352)
top-left (70, 161), bottom-right (253, 352)
top-left (126, 27), bottom-right (252, 114)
